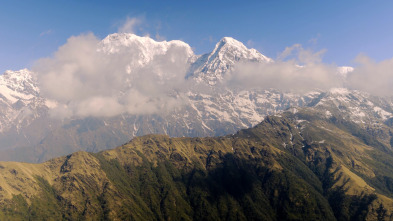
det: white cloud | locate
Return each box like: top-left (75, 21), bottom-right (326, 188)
top-left (278, 44), bottom-right (326, 64)
top-left (308, 34), bottom-right (320, 45)
top-left (247, 40), bottom-right (254, 48)
top-left (225, 45), bottom-right (342, 93)
top-left (118, 17), bottom-right (143, 33)
top-left (346, 54), bottom-right (393, 97)
top-left (225, 61), bottom-right (341, 93)
top-left (40, 29), bottom-right (52, 37)
top-left (155, 33), bottom-right (166, 41)
top-left (209, 36), bottom-right (214, 43)
top-left (33, 33), bottom-right (192, 118)
top-left (278, 44), bottom-right (302, 61)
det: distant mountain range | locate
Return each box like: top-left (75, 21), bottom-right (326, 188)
top-left (0, 33), bottom-right (392, 164)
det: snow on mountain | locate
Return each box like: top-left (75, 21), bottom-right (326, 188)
top-left (99, 33), bottom-right (194, 57)
top-left (184, 89), bottom-right (320, 130)
top-left (0, 69), bottom-right (39, 103)
top-left (0, 69), bottom-right (46, 133)
top-left (0, 33), bottom-right (387, 163)
top-left (98, 34), bottom-right (272, 85)
top-left (337, 66), bottom-right (354, 77)
top-left (310, 87), bottom-right (393, 125)
top-left (188, 37), bottom-right (272, 85)
top-left (98, 33), bottom-right (195, 74)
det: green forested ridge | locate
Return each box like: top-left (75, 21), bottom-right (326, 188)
top-left (0, 107), bottom-right (393, 220)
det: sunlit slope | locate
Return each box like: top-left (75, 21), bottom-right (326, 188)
top-left (0, 107), bottom-right (393, 220)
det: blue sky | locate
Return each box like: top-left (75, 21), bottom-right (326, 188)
top-left (1, 0), bottom-right (393, 73)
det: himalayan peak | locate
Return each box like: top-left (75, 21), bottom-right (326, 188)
top-left (189, 36), bottom-right (273, 85)
top-left (98, 33), bottom-right (273, 85)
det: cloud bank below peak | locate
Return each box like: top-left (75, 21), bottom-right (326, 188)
top-left (30, 29), bottom-right (393, 119)
top-left (224, 44), bottom-right (344, 93)
top-left (225, 61), bottom-right (342, 93)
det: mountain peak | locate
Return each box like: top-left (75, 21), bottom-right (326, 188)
top-left (210, 37), bottom-right (272, 63)
top-left (101, 33), bottom-right (192, 50)
top-left (212, 37), bottom-right (247, 54)
top-left (189, 37), bottom-right (273, 85)
top-left (3, 68), bottom-right (32, 79)
top-left (98, 33), bottom-right (195, 71)
top-left (1, 69), bottom-right (35, 90)
top-left (218, 37), bottom-right (244, 46)
top-left (99, 33), bottom-right (194, 57)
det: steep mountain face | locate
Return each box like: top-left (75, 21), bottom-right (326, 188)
top-left (0, 107), bottom-right (392, 220)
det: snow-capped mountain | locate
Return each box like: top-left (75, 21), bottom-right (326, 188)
top-left (99, 33), bottom-right (193, 56)
top-left (99, 33), bottom-right (195, 74)
top-left (2, 33), bottom-right (392, 163)
top-left (315, 88), bottom-right (392, 122)
top-left (0, 69), bottom-right (46, 132)
top-left (0, 69), bottom-right (39, 97)
top-left (188, 37), bottom-right (272, 85)
top-left (98, 33), bottom-right (272, 86)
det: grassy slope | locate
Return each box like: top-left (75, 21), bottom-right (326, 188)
top-left (0, 108), bottom-right (392, 220)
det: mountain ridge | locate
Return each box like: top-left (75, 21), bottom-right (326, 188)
top-left (0, 106), bottom-right (392, 219)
